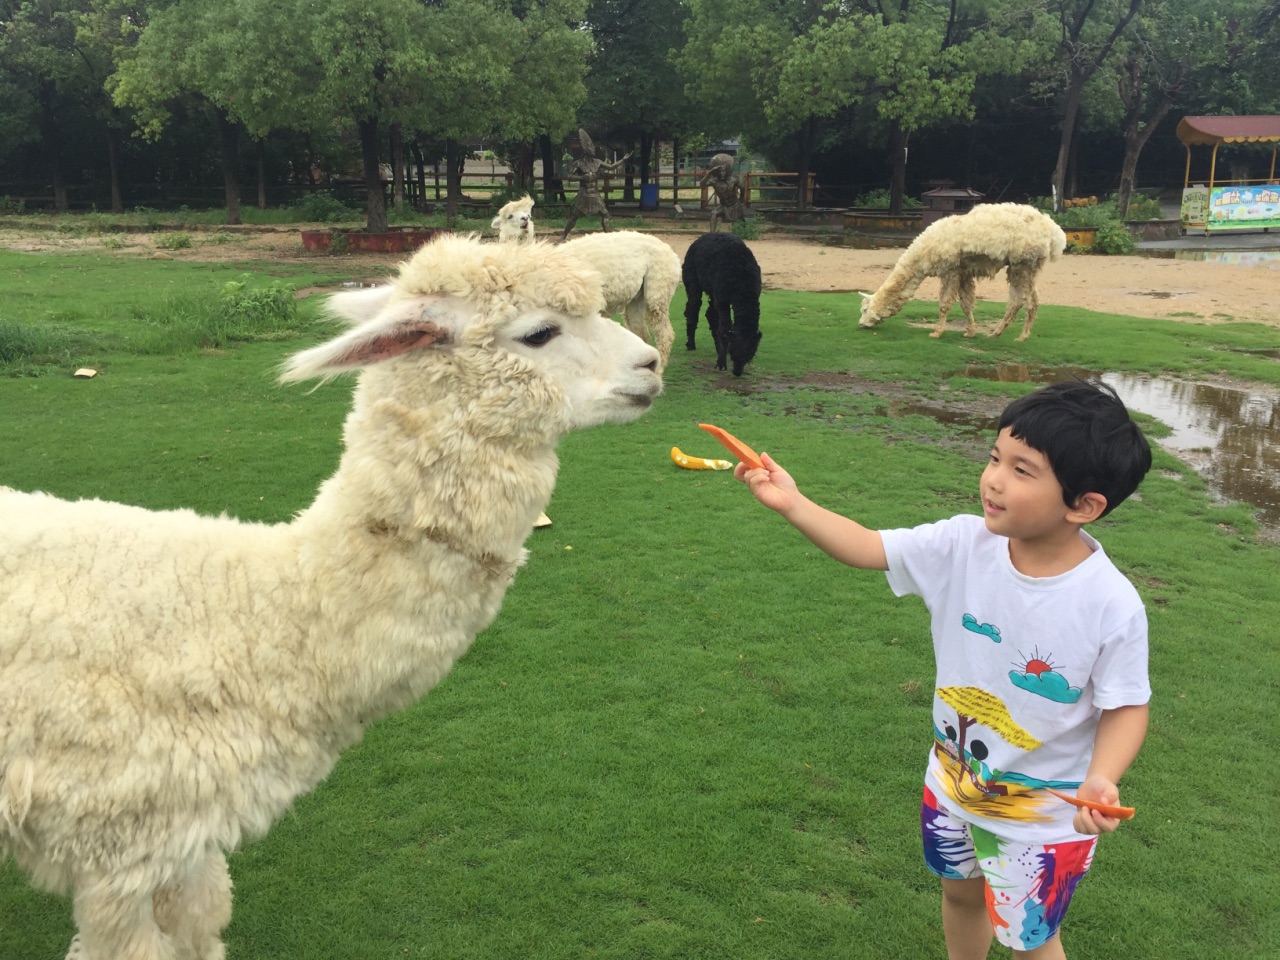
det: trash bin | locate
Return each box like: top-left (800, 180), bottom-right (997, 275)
top-left (640, 183), bottom-right (659, 210)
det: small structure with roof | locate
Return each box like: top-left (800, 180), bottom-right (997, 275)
top-left (919, 183), bottom-right (984, 227)
top-left (1176, 115), bottom-right (1280, 234)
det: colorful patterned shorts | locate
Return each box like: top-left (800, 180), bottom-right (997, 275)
top-left (921, 785), bottom-right (1097, 951)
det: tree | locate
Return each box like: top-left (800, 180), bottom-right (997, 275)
top-left (0, 0), bottom-right (138, 211)
top-left (678, 0), bottom-right (984, 212)
top-left (579, 0), bottom-right (694, 186)
top-left (1039, 0), bottom-right (1143, 209)
top-left (1105, 0), bottom-right (1226, 216)
top-left (111, 0), bottom-right (324, 224)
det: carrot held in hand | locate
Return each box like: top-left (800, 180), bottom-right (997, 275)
top-left (1046, 788), bottom-right (1136, 820)
top-left (698, 423), bottom-right (765, 471)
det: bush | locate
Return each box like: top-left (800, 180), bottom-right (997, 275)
top-left (155, 233), bottom-right (193, 250)
top-left (131, 279), bottom-right (302, 353)
top-left (1122, 193), bottom-right (1165, 221)
top-left (1091, 220), bottom-right (1137, 255)
top-left (852, 188), bottom-right (922, 210)
top-left (730, 217), bottom-right (762, 240)
top-left (289, 191), bottom-right (358, 223)
top-left (0, 196), bottom-right (27, 215)
top-left (0, 320), bottom-right (107, 375)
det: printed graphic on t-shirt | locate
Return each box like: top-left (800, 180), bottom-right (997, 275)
top-left (961, 612), bottom-right (1002, 642)
top-left (1008, 647), bottom-right (1083, 703)
top-left (933, 685), bottom-right (1078, 822)
top-left (961, 613), bottom-right (1084, 705)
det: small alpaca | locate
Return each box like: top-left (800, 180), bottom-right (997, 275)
top-left (560, 231), bottom-right (681, 371)
top-left (858, 203), bottom-right (1067, 341)
top-left (491, 194), bottom-right (536, 242)
top-left (682, 231), bottom-right (763, 377)
top-left (0, 235), bottom-right (661, 960)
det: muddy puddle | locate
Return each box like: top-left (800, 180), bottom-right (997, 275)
top-left (1138, 248), bottom-right (1280, 268)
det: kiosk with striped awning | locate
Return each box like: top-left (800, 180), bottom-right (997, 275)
top-left (1176, 115), bottom-right (1280, 234)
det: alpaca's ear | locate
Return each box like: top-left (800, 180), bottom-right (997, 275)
top-left (858, 291), bottom-right (872, 300)
top-left (281, 295), bottom-right (461, 383)
top-left (324, 284), bottom-right (398, 326)
top-left (490, 214), bottom-right (502, 229)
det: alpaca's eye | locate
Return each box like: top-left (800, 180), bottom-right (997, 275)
top-left (520, 326), bottom-right (558, 346)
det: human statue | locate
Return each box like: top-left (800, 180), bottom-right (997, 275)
top-left (559, 128), bottom-right (632, 241)
top-left (699, 152), bottom-right (747, 232)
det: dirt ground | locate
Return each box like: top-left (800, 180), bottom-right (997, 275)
top-left (4, 224), bottom-right (1279, 326)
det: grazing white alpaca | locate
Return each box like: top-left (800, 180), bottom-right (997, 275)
top-left (858, 203), bottom-right (1067, 341)
top-left (0, 234), bottom-right (661, 960)
top-left (559, 231), bottom-right (681, 370)
top-left (491, 194), bottom-right (536, 242)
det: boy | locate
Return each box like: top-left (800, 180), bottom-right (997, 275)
top-left (734, 379), bottom-right (1153, 959)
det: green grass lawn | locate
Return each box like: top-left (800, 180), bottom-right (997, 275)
top-left (1, 248), bottom-right (1277, 959)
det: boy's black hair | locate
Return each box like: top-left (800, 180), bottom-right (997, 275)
top-left (997, 378), bottom-right (1152, 517)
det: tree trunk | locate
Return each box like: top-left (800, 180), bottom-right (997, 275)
top-left (106, 127), bottom-right (123, 213)
top-left (539, 133), bottom-right (559, 202)
top-left (509, 141), bottom-right (535, 193)
top-left (357, 115), bottom-right (388, 233)
top-left (1066, 115), bottom-right (1081, 199)
top-left (639, 130), bottom-right (653, 185)
top-left (37, 86), bottom-right (68, 213)
top-left (256, 139), bottom-right (267, 209)
top-left (411, 139), bottom-right (428, 210)
top-left (888, 121), bottom-right (909, 216)
top-left (390, 124), bottom-right (406, 210)
top-left (445, 138), bottom-right (463, 223)
top-left (672, 137), bottom-right (680, 206)
top-left (1117, 102), bottom-right (1174, 218)
top-left (1050, 81), bottom-right (1084, 211)
top-left (216, 111), bottom-right (242, 225)
top-left (623, 138), bottom-right (636, 201)
top-left (794, 116), bottom-right (818, 211)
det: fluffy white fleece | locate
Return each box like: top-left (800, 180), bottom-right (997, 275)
top-left (859, 203), bottom-right (1067, 341)
top-left (0, 233), bottom-right (662, 960)
top-left (559, 231), bottom-right (681, 370)
top-left (491, 194), bottom-right (536, 243)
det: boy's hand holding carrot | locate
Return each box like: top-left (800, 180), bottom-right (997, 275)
top-left (735, 452), bottom-right (802, 515)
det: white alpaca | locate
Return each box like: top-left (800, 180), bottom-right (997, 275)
top-left (858, 203), bottom-right (1067, 341)
top-left (559, 231), bottom-right (681, 370)
top-left (0, 234), bottom-right (661, 960)
top-left (491, 194), bottom-right (536, 243)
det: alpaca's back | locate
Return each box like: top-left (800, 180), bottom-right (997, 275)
top-left (560, 232), bottom-right (680, 367)
top-left (560, 231), bottom-right (679, 314)
top-left (912, 203), bottom-right (1064, 268)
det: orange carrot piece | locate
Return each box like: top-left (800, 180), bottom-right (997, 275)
top-left (698, 423), bottom-right (765, 471)
top-left (1046, 788), bottom-right (1136, 820)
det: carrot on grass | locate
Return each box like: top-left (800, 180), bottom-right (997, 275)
top-left (1046, 788), bottom-right (1136, 820)
top-left (698, 423), bottom-right (764, 471)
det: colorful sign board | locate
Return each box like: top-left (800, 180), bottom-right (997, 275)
top-left (1183, 183), bottom-right (1280, 232)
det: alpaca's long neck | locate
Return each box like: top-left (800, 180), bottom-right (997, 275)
top-left (281, 378), bottom-right (559, 736)
top-left (871, 251), bottom-right (927, 316)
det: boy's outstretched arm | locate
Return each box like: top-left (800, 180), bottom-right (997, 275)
top-left (735, 452), bottom-right (888, 571)
top-left (1073, 703), bottom-right (1149, 835)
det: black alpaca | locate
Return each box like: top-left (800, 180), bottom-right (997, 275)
top-left (682, 232), bottom-right (762, 377)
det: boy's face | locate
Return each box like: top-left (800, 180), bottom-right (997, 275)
top-left (980, 428), bottom-right (1074, 541)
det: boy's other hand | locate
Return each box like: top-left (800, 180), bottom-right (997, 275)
top-left (735, 452), bottom-right (800, 514)
top-left (1072, 774), bottom-right (1125, 835)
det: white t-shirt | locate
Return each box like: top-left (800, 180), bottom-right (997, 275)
top-left (881, 513), bottom-right (1150, 842)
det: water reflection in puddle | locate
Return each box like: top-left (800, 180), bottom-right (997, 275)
top-left (964, 365), bottom-right (1280, 534)
top-left (1138, 248), bottom-right (1280, 268)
